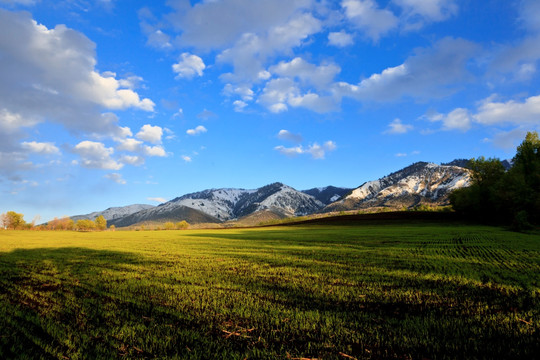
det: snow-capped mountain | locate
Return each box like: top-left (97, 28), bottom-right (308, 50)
top-left (302, 186), bottom-right (352, 205)
top-left (108, 182), bottom-right (324, 227)
top-left (77, 161), bottom-right (474, 227)
top-left (324, 162), bottom-right (471, 211)
top-left (71, 204), bottom-right (155, 222)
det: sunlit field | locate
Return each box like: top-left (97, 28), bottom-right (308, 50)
top-left (1, 222), bottom-right (539, 359)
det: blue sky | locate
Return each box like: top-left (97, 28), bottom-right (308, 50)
top-left (1, 0), bottom-right (539, 222)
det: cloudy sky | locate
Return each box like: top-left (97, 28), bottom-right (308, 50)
top-left (1, 0), bottom-right (539, 222)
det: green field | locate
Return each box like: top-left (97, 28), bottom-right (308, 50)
top-left (0, 222), bottom-right (539, 359)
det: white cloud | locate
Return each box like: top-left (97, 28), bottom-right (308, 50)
top-left (104, 173), bottom-right (126, 185)
top-left (491, 129), bottom-right (529, 150)
top-left (147, 197), bottom-right (167, 203)
top-left (186, 125), bottom-right (207, 136)
top-left (223, 83), bottom-right (254, 101)
top-left (143, 145), bottom-right (167, 157)
top-left (328, 31), bottom-right (354, 47)
top-left (274, 145), bottom-right (304, 157)
top-left (233, 100), bottom-right (248, 112)
top-left (136, 124), bottom-right (163, 144)
top-left (217, 13), bottom-right (322, 83)
top-left (384, 118), bottom-right (413, 134)
top-left (342, 0), bottom-right (398, 41)
top-left (172, 53), bottom-right (206, 79)
top-left (138, 7), bottom-right (173, 49)
top-left (169, 0), bottom-right (315, 50)
top-left (0, 10), bottom-right (154, 139)
top-left (270, 57), bottom-right (341, 90)
top-left (21, 141), bottom-right (60, 154)
top-left (117, 138), bottom-right (143, 152)
top-left (474, 94), bottom-right (540, 126)
top-left (335, 37), bottom-right (478, 102)
top-left (181, 155), bottom-right (192, 162)
top-left (394, 0), bottom-right (458, 23)
top-left (119, 155), bottom-right (145, 166)
top-left (275, 140), bottom-right (336, 159)
top-left (73, 141), bottom-right (123, 170)
top-left (277, 130), bottom-right (303, 143)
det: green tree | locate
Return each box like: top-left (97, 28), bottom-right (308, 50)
top-left (94, 215), bottom-right (107, 231)
top-left (450, 131), bottom-right (540, 228)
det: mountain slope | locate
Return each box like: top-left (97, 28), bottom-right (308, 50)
top-left (324, 162), bottom-right (471, 211)
top-left (108, 205), bottom-right (220, 227)
top-left (109, 182), bottom-right (324, 227)
top-left (302, 186), bottom-right (352, 205)
top-left (71, 204), bottom-right (155, 222)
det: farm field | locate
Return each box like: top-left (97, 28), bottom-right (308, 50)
top-left (0, 222), bottom-right (539, 359)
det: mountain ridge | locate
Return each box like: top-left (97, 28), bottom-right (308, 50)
top-left (70, 160), bottom-right (475, 227)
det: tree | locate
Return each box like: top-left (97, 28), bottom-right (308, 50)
top-left (450, 131), bottom-right (540, 228)
top-left (75, 219), bottom-right (95, 231)
top-left (164, 222), bottom-right (175, 230)
top-left (176, 220), bottom-right (190, 230)
top-left (1, 211), bottom-right (26, 229)
top-left (94, 215), bottom-right (107, 231)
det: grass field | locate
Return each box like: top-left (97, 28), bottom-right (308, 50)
top-left (0, 221), bottom-right (539, 359)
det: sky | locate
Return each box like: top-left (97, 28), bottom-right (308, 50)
top-left (1, 0), bottom-right (539, 223)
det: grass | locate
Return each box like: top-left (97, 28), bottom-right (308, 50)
top-left (0, 222), bottom-right (539, 359)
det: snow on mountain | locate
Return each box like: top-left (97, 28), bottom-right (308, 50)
top-left (71, 204), bottom-right (155, 222)
top-left (107, 182), bottom-right (325, 227)
top-left (302, 186), bottom-right (352, 205)
top-left (325, 162), bottom-right (471, 211)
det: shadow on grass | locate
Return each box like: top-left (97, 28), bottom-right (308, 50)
top-left (0, 247), bottom-right (224, 360)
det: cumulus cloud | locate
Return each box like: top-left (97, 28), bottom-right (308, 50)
top-left (0, 9), bottom-right (154, 138)
top-left (233, 100), bottom-right (248, 112)
top-left (394, 0), bottom-right (459, 25)
top-left (275, 140), bottom-right (336, 159)
top-left (474, 94), bottom-right (540, 126)
top-left (143, 145), bottom-right (167, 157)
top-left (384, 119), bottom-right (413, 134)
top-left (20, 141), bottom-right (60, 154)
top-left (138, 7), bottom-right (173, 49)
top-left (117, 138), bottom-right (143, 152)
top-left (217, 13), bottom-right (322, 83)
top-left (335, 37), bottom-right (478, 102)
top-left (181, 155), bottom-right (192, 162)
top-left (270, 57), bottom-right (341, 90)
top-left (172, 53), bottom-right (206, 79)
top-left (73, 141), bottom-right (123, 170)
top-left (259, 77), bottom-right (337, 113)
top-left (136, 124), bottom-right (163, 144)
top-left (104, 172), bottom-right (126, 185)
top-left (328, 31), bottom-right (354, 47)
top-left (277, 130), bottom-right (303, 143)
top-left (342, 0), bottom-right (398, 41)
top-left (169, 0), bottom-right (315, 50)
top-left (119, 155), bottom-right (145, 166)
top-left (186, 125), bottom-right (207, 136)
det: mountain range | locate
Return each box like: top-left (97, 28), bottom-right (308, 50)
top-left (72, 161), bottom-right (472, 227)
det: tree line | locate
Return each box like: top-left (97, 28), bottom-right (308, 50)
top-left (0, 213), bottom-right (109, 231)
top-left (0, 212), bottom-right (192, 231)
top-left (450, 131), bottom-right (540, 230)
